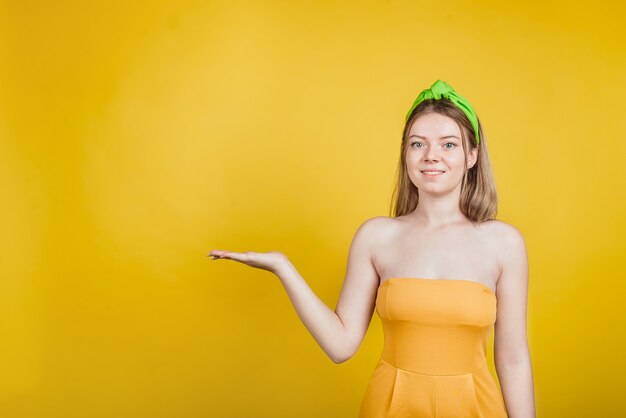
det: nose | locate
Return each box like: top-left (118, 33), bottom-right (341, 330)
top-left (424, 144), bottom-right (440, 162)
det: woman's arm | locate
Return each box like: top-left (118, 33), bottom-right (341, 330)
top-left (210, 218), bottom-right (383, 363)
top-left (274, 218), bottom-right (382, 363)
top-left (493, 223), bottom-right (536, 417)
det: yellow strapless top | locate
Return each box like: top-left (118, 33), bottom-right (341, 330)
top-left (359, 277), bottom-right (508, 418)
top-left (377, 278), bottom-right (496, 375)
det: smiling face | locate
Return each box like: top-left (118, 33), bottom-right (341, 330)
top-left (405, 112), bottom-right (478, 196)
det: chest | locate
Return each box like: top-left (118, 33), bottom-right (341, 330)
top-left (372, 223), bottom-right (501, 287)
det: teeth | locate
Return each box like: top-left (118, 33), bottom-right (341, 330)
top-left (423, 171), bottom-right (443, 174)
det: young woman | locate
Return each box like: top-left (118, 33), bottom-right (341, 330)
top-left (209, 80), bottom-right (536, 417)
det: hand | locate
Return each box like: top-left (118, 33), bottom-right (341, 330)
top-left (207, 249), bottom-right (288, 275)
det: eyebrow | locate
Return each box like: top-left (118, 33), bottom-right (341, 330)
top-left (408, 135), bottom-right (460, 140)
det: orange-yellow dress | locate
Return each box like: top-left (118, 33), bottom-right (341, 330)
top-left (358, 278), bottom-right (508, 418)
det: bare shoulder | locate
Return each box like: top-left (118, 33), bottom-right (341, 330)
top-left (482, 219), bottom-right (526, 247)
top-left (482, 219), bottom-right (528, 283)
top-left (352, 215), bottom-right (398, 246)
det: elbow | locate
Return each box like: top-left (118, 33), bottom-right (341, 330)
top-left (494, 339), bottom-right (532, 368)
top-left (329, 345), bottom-right (350, 363)
top-left (330, 321), bottom-right (361, 363)
top-left (329, 339), bottom-right (355, 364)
top-left (330, 352), bottom-right (352, 364)
top-left (330, 355), bottom-right (345, 364)
top-left (495, 351), bottom-right (532, 370)
top-left (331, 348), bottom-right (354, 363)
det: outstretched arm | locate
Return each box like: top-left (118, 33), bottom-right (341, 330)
top-left (210, 218), bottom-right (382, 363)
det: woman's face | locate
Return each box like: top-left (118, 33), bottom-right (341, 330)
top-left (405, 112), bottom-right (477, 196)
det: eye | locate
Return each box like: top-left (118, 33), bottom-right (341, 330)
top-left (410, 141), bottom-right (424, 148)
top-left (444, 142), bottom-right (457, 149)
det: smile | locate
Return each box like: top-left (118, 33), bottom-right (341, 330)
top-left (421, 170), bottom-right (445, 177)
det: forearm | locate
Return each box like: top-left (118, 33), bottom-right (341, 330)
top-left (275, 260), bottom-right (346, 363)
top-left (496, 357), bottom-right (536, 418)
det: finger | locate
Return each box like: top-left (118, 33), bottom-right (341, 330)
top-left (222, 251), bottom-right (247, 262)
top-left (207, 250), bottom-right (252, 263)
top-left (207, 250), bottom-right (228, 258)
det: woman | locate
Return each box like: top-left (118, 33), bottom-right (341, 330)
top-left (209, 80), bottom-right (536, 417)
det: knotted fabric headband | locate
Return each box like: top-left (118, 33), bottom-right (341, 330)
top-left (405, 79), bottom-right (480, 145)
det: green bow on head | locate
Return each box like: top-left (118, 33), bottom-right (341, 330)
top-left (405, 79), bottom-right (480, 145)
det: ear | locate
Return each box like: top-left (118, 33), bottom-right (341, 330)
top-left (467, 147), bottom-right (478, 169)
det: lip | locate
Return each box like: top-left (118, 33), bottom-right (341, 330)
top-left (421, 170), bottom-right (445, 177)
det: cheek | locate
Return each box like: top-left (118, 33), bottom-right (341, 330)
top-left (449, 153), bottom-right (468, 167)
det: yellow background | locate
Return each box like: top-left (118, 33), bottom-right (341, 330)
top-left (1, 1), bottom-right (624, 417)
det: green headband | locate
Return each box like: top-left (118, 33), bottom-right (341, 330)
top-left (405, 79), bottom-right (480, 145)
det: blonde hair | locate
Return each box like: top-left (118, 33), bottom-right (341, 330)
top-left (389, 99), bottom-right (498, 222)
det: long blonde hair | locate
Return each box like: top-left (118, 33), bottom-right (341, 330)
top-left (389, 98), bottom-right (498, 222)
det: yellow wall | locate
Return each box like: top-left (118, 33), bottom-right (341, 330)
top-left (1, 1), bottom-right (624, 417)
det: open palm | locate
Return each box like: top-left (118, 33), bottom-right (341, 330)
top-left (208, 249), bottom-right (287, 274)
